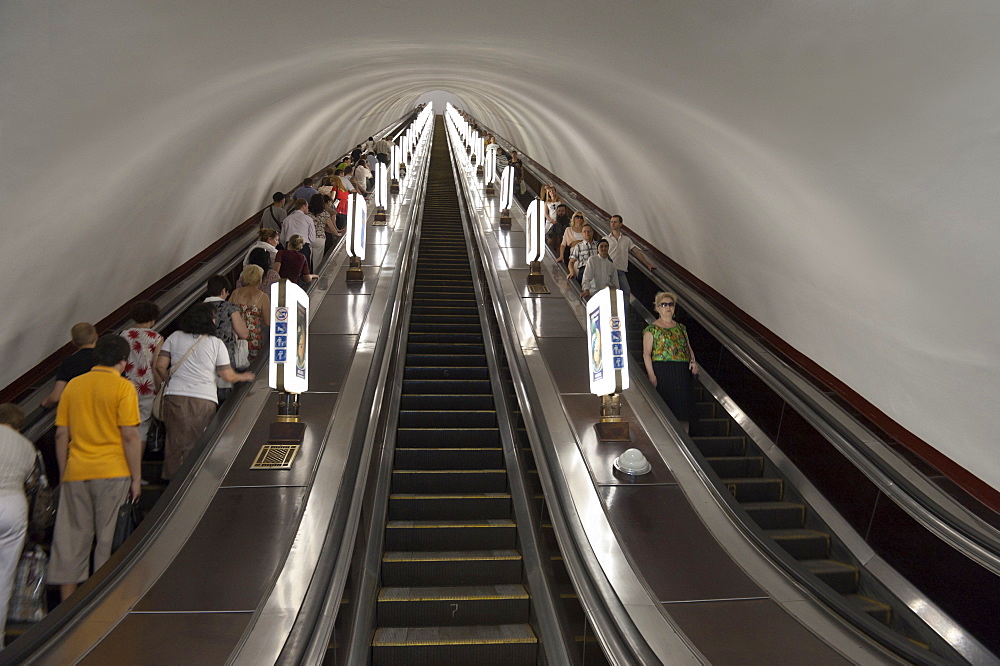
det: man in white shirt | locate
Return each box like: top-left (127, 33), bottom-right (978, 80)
top-left (606, 214), bottom-right (656, 306)
top-left (353, 161), bottom-right (372, 196)
top-left (279, 199), bottom-right (316, 262)
top-left (374, 136), bottom-right (393, 165)
top-left (581, 240), bottom-right (620, 300)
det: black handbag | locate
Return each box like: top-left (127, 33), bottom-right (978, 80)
top-left (111, 500), bottom-right (144, 553)
top-left (27, 450), bottom-right (57, 539)
top-left (146, 417), bottom-right (166, 454)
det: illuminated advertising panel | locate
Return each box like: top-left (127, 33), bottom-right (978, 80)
top-left (525, 198), bottom-right (545, 264)
top-left (485, 148), bottom-right (497, 185)
top-left (586, 287), bottom-right (629, 396)
top-left (269, 279), bottom-right (309, 393)
top-left (499, 165), bottom-right (514, 210)
top-left (346, 193), bottom-right (367, 260)
top-left (375, 163), bottom-right (388, 208)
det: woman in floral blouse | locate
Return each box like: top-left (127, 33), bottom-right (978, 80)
top-left (120, 301), bottom-right (164, 444)
top-left (642, 291), bottom-right (698, 432)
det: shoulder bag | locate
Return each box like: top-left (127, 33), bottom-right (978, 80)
top-left (151, 336), bottom-right (206, 420)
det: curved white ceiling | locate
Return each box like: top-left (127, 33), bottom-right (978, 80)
top-left (3, 1), bottom-right (999, 489)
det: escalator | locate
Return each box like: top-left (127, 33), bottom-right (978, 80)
top-left (369, 118), bottom-right (539, 664)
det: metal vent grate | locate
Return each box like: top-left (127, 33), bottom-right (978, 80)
top-left (250, 444), bottom-right (300, 470)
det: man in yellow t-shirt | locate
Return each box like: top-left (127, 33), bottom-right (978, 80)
top-left (50, 334), bottom-right (142, 601)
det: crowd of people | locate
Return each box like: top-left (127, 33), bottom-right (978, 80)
top-left (0, 127), bottom-right (695, 646)
top-left (0, 136), bottom-right (401, 641)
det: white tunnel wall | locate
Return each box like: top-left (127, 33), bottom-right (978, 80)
top-left (2, 1), bottom-right (999, 490)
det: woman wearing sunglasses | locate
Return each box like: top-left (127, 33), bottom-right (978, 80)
top-left (642, 291), bottom-right (698, 432)
top-left (558, 212), bottom-right (587, 265)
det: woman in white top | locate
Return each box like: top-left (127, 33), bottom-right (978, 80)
top-left (243, 228), bottom-right (279, 267)
top-left (0, 403), bottom-right (36, 644)
top-left (153, 303), bottom-right (254, 480)
top-left (542, 185), bottom-right (563, 227)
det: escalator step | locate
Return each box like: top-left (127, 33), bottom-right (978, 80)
top-left (398, 410), bottom-right (497, 428)
top-left (801, 559), bottom-right (859, 594)
top-left (391, 469), bottom-right (508, 493)
top-left (381, 550), bottom-right (523, 586)
top-left (696, 418), bottom-right (733, 437)
top-left (721, 477), bottom-right (783, 501)
top-left (846, 594), bottom-right (892, 625)
top-left (388, 493), bottom-right (512, 520)
top-left (397, 427), bottom-right (499, 447)
top-left (704, 456), bottom-right (764, 478)
top-left (407, 326), bottom-right (485, 342)
top-left (371, 624), bottom-right (537, 666)
top-left (765, 528), bottom-right (830, 560)
top-left (377, 584), bottom-right (529, 627)
top-left (394, 447), bottom-right (504, 470)
top-left (696, 401), bottom-right (718, 419)
top-left (385, 519), bottom-right (517, 551)
top-left (402, 379), bottom-right (493, 394)
top-left (408, 323), bottom-right (483, 335)
top-left (405, 354), bottom-right (488, 367)
top-left (690, 436), bottom-right (746, 457)
top-left (407, 342), bottom-right (485, 354)
top-left (403, 367), bottom-right (489, 380)
top-left (400, 394), bottom-right (494, 409)
top-left (741, 501), bottom-right (806, 529)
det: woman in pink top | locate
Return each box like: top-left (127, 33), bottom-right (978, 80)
top-left (120, 301), bottom-right (164, 444)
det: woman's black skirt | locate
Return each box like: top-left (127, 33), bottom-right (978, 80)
top-left (652, 360), bottom-right (695, 422)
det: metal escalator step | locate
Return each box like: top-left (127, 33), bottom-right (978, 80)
top-left (690, 436), bottom-right (746, 457)
top-left (400, 393), bottom-right (494, 409)
top-left (402, 379), bottom-right (493, 394)
top-left (371, 624), bottom-right (537, 666)
top-left (721, 476), bottom-right (783, 501)
top-left (695, 418), bottom-right (733, 436)
top-left (403, 367), bottom-right (489, 380)
top-left (407, 342), bottom-right (486, 354)
top-left (408, 323), bottom-right (483, 335)
top-left (696, 401), bottom-right (718, 419)
top-left (405, 354), bottom-right (488, 367)
top-left (372, 623), bottom-right (537, 646)
top-left (398, 410), bottom-right (497, 429)
top-left (407, 332), bottom-right (485, 344)
top-left (388, 493), bottom-right (512, 520)
top-left (741, 501), bottom-right (806, 529)
top-left (394, 447), bottom-right (504, 470)
top-left (397, 427), bottom-right (499, 447)
top-left (705, 455), bottom-right (764, 478)
top-left (381, 550), bottom-right (523, 586)
top-left (801, 559), bottom-right (859, 594)
top-left (384, 519), bottom-right (517, 551)
top-left (377, 584), bottom-right (529, 627)
top-left (765, 528), bottom-right (831, 560)
top-left (391, 469), bottom-right (508, 493)
top-left (846, 594), bottom-right (892, 625)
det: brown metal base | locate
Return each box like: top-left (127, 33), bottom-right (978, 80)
top-left (476, 165), bottom-right (484, 177)
top-left (527, 260), bottom-right (549, 293)
top-left (373, 211), bottom-right (387, 225)
top-left (499, 211), bottom-right (511, 228)
top-left (346, 256), bottom-right (364, 283)
top-left (595, 420), bottom-right (631, 442)
top-left (485, 184), bottom-right (495, 197)
top-left (390, 180), bottom-right (399, 194)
